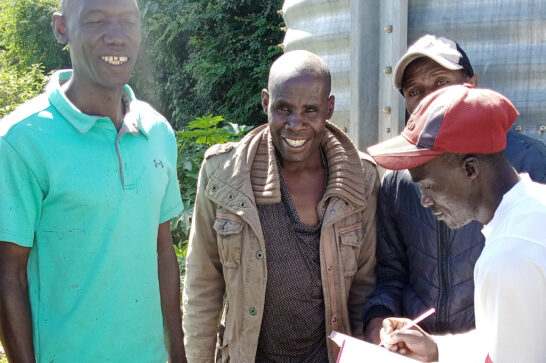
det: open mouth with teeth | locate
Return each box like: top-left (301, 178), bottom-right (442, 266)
top-left (283, 138), bottom-right (307, 148)
top-left (101, 56), bottom-right (128, 65)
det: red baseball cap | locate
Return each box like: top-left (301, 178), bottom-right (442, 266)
top-left (367, 84), bottom-right (519, 170)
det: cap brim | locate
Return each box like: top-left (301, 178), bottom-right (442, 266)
top-left (367, 135), bottom-right (443, 170)
top-left (393, 52), bottom-right (464, 90)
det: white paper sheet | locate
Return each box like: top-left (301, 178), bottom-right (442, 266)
top-left (330, 331), bottom-right (419, 363)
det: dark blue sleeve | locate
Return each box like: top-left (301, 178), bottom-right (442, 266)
top-left (362, 170), bottom-right (412, 330)
top-left (505, 130), bottom-right (546, 183)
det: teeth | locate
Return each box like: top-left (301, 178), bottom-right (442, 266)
top-left (284, 138), bottom-right (306, 147)
top-left (101, 56), bottom-right (128, 65)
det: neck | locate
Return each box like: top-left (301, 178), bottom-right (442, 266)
top-left (62, 76), bottom-right (127, 130)
top-left (280, 147), bottom-right (325, 175)
top-left (476, 160), bottom-right (520, 225)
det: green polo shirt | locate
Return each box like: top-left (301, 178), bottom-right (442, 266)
top-left (0, 70), bottom-right (183, 362)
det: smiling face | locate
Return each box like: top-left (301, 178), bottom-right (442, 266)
top-left (263, 72), bottom-right (334, 166)
top-left (402, 57), bottom-right (477, 114)
top-left (409, 154), bottom-right (479, 229)
top-left (57, 0), bottom-right (141, 91)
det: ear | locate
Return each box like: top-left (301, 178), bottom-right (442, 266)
top-left (52, 12), bottom-right (69, 44)
top-left (261, 88), bottom-right (269, 114)
top-left (467, 74), bottom-right (479, 88)
top-left (461, 156), bottom-right (479, 180)
top-left (326, 95), bottom-right (335, 120)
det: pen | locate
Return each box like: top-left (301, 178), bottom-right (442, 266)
top-left (378, 307), bottom-right (436, 347)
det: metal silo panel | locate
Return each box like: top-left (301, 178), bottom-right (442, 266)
top-left (282, 0), bottom-right (352, 132)
top-left (408, 0), bottom-right (546, 141)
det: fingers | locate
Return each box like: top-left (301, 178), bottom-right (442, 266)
top-left (382, 317), bottom-right (412, 332)
top-left (380, 318), bottom-right (411, 351)
top-left (389, 328), bottom-right (426, 345)
top-left (380, 318), bottom-right (421, 351)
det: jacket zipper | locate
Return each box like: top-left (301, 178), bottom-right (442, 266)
top-left (437, 221), bottom-right (450, 332)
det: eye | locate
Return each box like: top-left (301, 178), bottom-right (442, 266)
top-left (419, 182), bottom-right (432, 191)
top-left (436, 79), bottom-right (449, 87)
top-left (122, 17), bottom-right (140, 25)
top-left (277, 105), bottom-right (288, 112)
top-left (305, 107), bottom-right (318, 113)
top-left (406, 88), bottom-right (421, 97)
top-left (84, 16), bottom-right (104, 24)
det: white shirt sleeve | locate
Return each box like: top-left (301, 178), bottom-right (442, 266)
top-left (435, 329), bottom-right (485, 363)
top-left (474, 238), bottom-right (546, 363)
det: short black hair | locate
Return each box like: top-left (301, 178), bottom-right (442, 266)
top-left (268, 50), bottom-right (332, 95)
top-left (442, 151), bottom-right (506, 166)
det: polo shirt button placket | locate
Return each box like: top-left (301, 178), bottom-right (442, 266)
top-left (115, 126), bottom-right (136, 190)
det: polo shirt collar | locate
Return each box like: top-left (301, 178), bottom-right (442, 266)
top-left (47, 69), bottom-right (149, 138)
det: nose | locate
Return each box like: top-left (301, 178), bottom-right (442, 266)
top-left (286, 112), bottom-right (304, 130)
top-left (103, 21), bottom-right (127, 45)
top-left (421, 192), bottom-right (434, 208)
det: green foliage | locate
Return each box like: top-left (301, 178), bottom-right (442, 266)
top-left (134, 0), bottom-right (284, 129)
top-left (0, 51), bottom-right (47, 118)
top-left (0, 0), bottom-right (70, 71)
top-left (0, 0), bottom-right (283, 128)
top-left (0, 340), bottom-right (5, 363)
top-left (0, 0), bottom-right (69, 118)
top-left (171, 115), bottom-right (252, 275)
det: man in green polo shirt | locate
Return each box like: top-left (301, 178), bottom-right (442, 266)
top-left (0, 0), bottom-right (186, 362)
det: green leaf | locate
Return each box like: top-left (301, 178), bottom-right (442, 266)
top-left (187, 114), bottom-right (224, 130)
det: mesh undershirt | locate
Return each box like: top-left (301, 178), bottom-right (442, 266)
top-left (255, 165), bottom-right (329, 363)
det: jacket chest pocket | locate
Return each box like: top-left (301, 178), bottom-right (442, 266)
top-left (214, 214), bottom-right (243, 269)
top-left (338, 223), bottom-right (363, 277)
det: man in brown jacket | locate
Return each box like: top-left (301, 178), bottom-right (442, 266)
top-left (182, 50), bottom-right (379, 362)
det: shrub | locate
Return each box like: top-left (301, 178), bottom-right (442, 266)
top-left (171, 114), bottom-right (252, 275)
top-left (0, 52), bottom-right (47, 118)
top-left (134, 0), bottom-right (284, 129)
top-left (0, 0), bottom-right (69, 71)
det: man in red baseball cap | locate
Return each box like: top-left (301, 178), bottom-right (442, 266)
top-left (361, 35), bottom-right (546, 348)
top-left (367, 84), bottom-right (546, 363)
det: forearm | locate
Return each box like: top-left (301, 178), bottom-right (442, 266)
top-left (157, 225), bottom-right (186, 363)
top-left (0, 263), bottom-right (35, 362)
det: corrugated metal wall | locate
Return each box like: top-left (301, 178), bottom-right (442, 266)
top-left (282, 0), bottom-right (546, 145)
top-left (408, 0), bottom-right (546, 141)
top-left (282, 0), bottom-right (352, 132)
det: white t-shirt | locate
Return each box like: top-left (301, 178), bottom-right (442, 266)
top-left (438, 174), bottom-right (546, 363)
